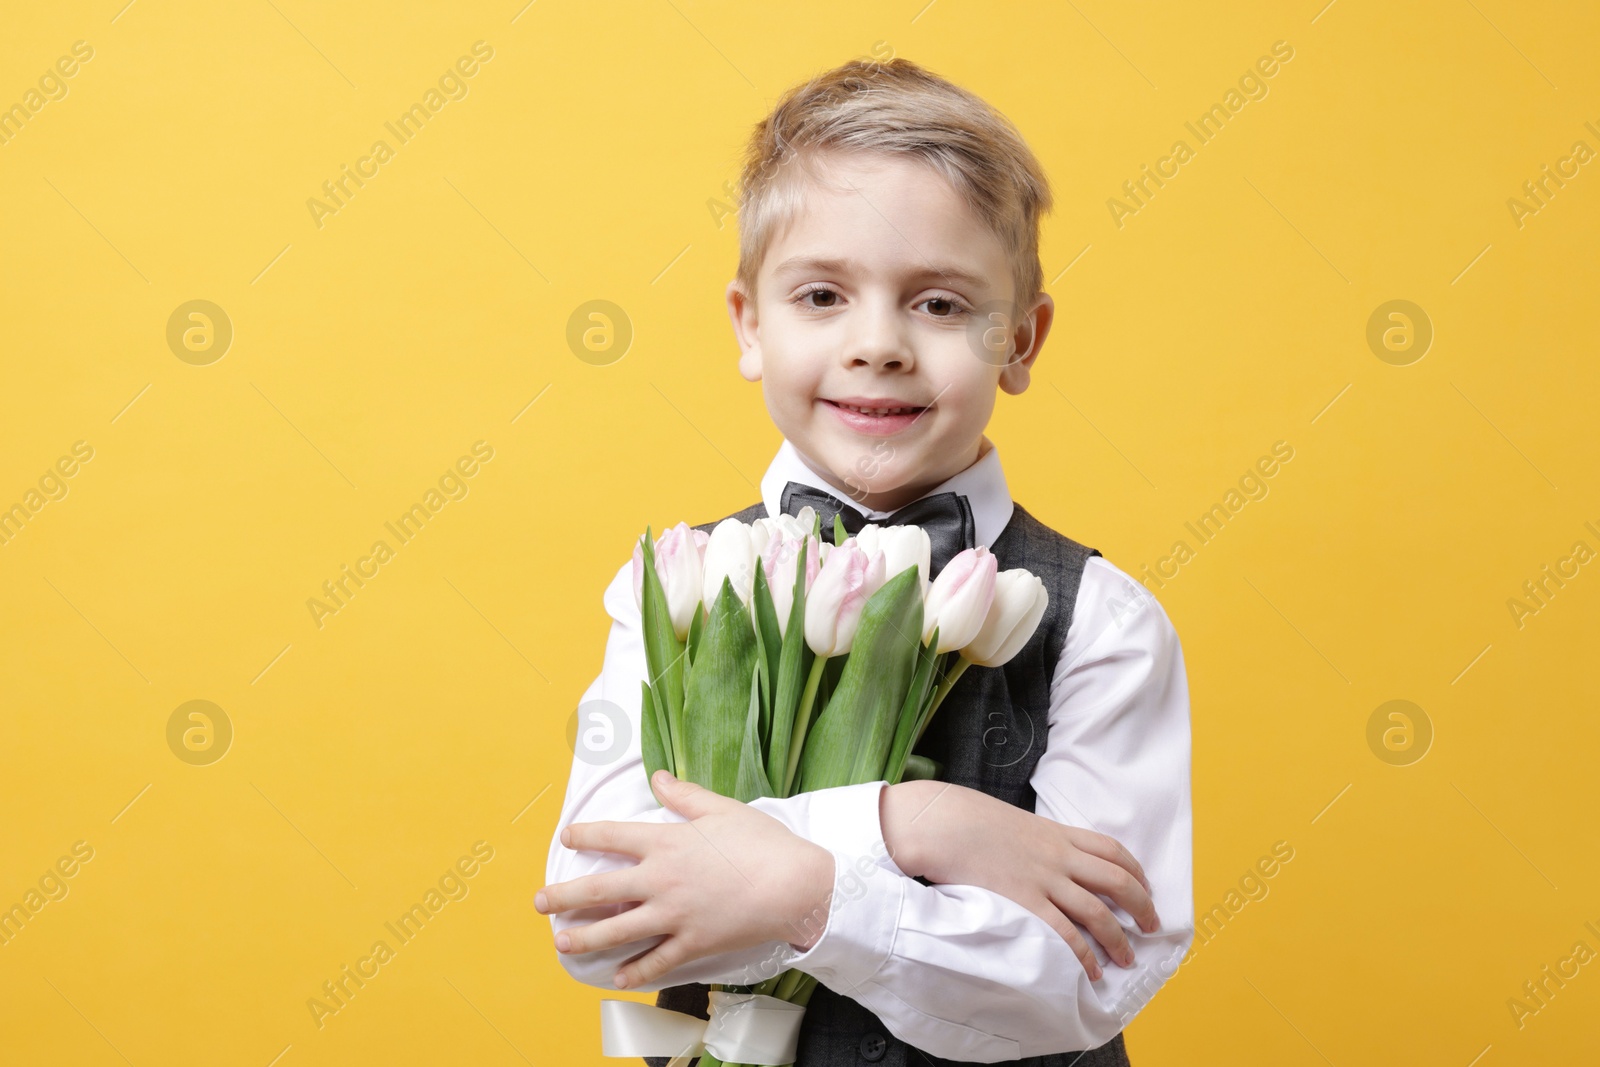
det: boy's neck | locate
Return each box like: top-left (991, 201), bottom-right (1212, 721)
top-left (792, 435), bottom-right (991, 515)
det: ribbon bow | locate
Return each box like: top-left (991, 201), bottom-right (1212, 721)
top-left (778, 481), bottom-right (976, 574)
top-left (600, 992), bottom-right (806, 1066)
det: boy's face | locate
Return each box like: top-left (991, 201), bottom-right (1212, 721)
top-left (727, 151), bottom-right (1053, 513)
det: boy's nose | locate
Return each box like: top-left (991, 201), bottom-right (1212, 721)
top-left (842, 303), bottom-right (913, 370)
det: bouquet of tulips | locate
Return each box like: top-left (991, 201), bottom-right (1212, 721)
top-left (629, 505), bottom-right (1048, 1067)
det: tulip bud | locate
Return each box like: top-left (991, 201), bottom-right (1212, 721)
top-left (964, 569), bottom-right (1048, 667)
top-left (804, 539), bottom-right (886, 656)
top-left (632, 522), bottom-right (708, 640)
top-left (702, 517), bottom-right (758, 607)
top-left (749, 517), bottom-right (777, 561)
top-left (763, 533), bottom-right (823, 635)
top-left (855, 524), bottom-right (931, 599)
top-left (773, 506), bottom-right (817, 542)
top-left (921, 546), bottom-right (997, 653)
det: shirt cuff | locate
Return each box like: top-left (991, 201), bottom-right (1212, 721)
top-left (779, 845), bottom-right (903, 995)
top-left (766, 783), bottom-right (905, 997)
top-left (748, 779), bottom-right (900, 872)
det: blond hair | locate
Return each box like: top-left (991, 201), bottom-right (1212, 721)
top-left (734, 57), bottom-right (1053, 310)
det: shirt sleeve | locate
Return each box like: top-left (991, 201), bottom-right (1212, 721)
top-left (545, 558), bottom-right (893, 991)
top-left (776, 556), bottom-right (1196, 1061)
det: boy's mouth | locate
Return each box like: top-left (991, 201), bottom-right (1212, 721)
top-left (819, 397), bottom-right (931, 436)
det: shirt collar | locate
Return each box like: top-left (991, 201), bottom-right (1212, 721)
top-left (759, 436), bottom-right (1015, 550)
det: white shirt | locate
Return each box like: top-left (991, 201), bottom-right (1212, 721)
top-left (546, 437), bottom-right (1195, 1062)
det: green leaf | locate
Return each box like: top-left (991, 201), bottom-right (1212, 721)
top-left (680, 575), bottom-right (759, 796)
top-left (765, 537), bottom-right (814, 795)
top-left (833, 512), bottom-right (848, 547)
top-left (687, 601), bottom-right (705, 667)
top-left (750, 563), bottom-right (781, 741)
top-left (796, 567), bottom-right (924, 792)
top-left (638, 529), bottom-right (688, 774)
top-left (735, 658), bottom-right (775, 802)
top-left (640, 680), bottom-right (672, 785)
top-left (900, 754), bottom-right (943, 782)
top-left (884, 625), bottom-right (941, 785)
top-left (914, 654), bottom-right (971, 749)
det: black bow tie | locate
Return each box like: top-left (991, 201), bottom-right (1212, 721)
top-left (778, 481), bottom-right (976, 575)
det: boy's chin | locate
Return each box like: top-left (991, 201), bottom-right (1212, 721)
top-left (810, 444), bottom-right (924, 499)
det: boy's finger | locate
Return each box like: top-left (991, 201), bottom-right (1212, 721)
top-left (552, 904), bottom-right (660, 956)
top-left (1056, 883), bottom-right (1134, 968)
top-left (1070, 829), bottom-right (1150, 892)
top-left (652, 770), bottom-right (730, 820)
top-left (560, 820), bottom-right (653, 857)
top-left (615, 933), bottom-right (692, 989)
top-left (1073, 856), bottom-right (1160, 934)
top-left (1033, 904), bottom-right (1100, 980)
top-left (538, 869), bottom-right (647, 915)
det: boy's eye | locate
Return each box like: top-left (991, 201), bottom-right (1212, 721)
top-left (793, 286), bottom-right (970, 317)
top-left (795, 285), bottom-right (839, 309)
top-left (917, 294), bottom-right (972, 319)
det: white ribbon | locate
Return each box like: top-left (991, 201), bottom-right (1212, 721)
top-left (600, 991), bottom-right (806, 1066)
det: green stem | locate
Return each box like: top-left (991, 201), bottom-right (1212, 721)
top-left (772, 966), bottom-right (806, 1001)
top-left (914, 655), bottom-right (971, 748)
top-left (791, 972), bottom-right (820, 1007)
top-left (669, 667), bottom-right (689, 782)
top-left (781, 656), bottom-right (829, 796)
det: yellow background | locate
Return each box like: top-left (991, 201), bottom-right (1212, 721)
top-left (2, 1), bottom-right (1596, 1063)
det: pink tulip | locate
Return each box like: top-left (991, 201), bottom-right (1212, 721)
top-left (804, 538), bottom-right (887, 656)
top-left (631, 523), bottom-right (709, 639)
top-left (921, 546), bottom-right (998, 653)
top-left (762, 533), bottom-right (824, 636)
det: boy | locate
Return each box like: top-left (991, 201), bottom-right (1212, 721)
top-left (540, 57), bottom-right (1193, 1065)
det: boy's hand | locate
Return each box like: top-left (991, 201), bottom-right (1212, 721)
top-left (537, 770), bottom-right (835, 990)
top-left (881, 780), bottom-right (1159, 981)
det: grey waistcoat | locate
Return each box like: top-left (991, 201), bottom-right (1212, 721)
top-left (645, 498), bottom-right (1131, 1067)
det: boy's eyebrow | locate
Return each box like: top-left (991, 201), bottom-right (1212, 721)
top-left (770, 254), bottom-right (988, 290)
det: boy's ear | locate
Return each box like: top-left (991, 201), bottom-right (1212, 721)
top-left (726, 280), bottom-right (763, 382)
top-left (998, 291), bottom-right (1054, 396)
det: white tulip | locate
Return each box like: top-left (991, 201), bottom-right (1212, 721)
top-left (773, 506), bottom-right (817, 541)
top-left (963, 569), bottom-right (1048, 667)
top-left (855, 523), bottom-right (931, 599)
top-left (702, 517), bottom-right (758, 607)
